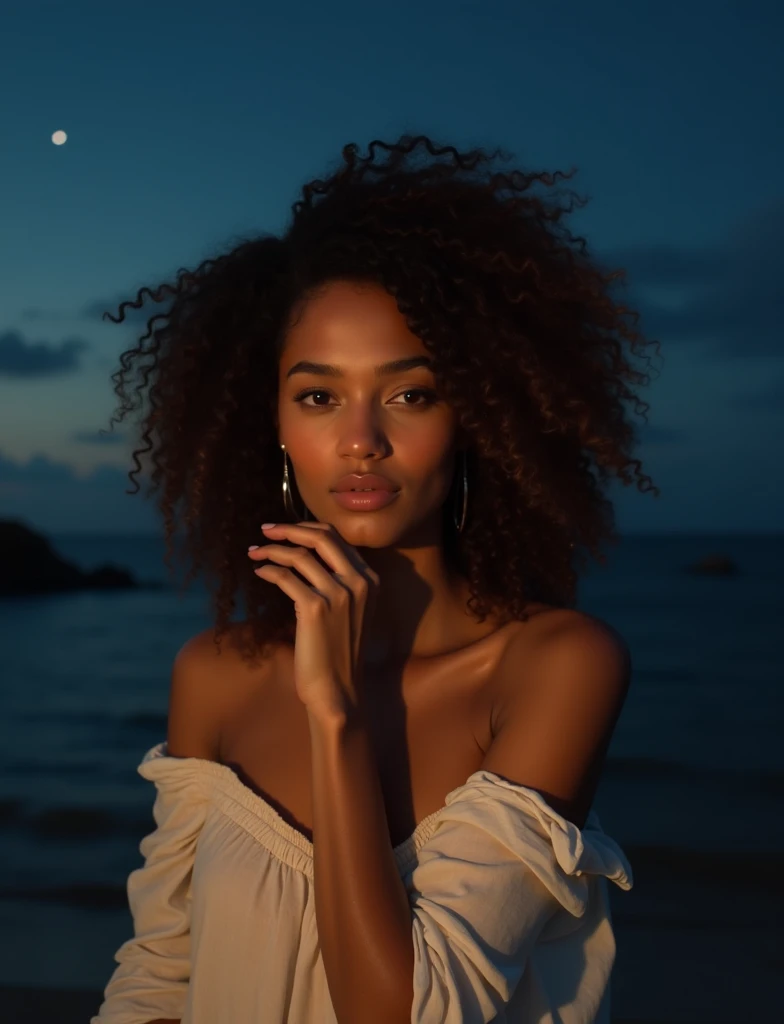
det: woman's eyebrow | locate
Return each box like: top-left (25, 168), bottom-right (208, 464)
top-left (285, 356), bottom-right (434, 380)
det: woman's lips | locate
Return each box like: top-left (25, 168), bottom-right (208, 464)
top-left (330, 489), bottom-right (400, 511)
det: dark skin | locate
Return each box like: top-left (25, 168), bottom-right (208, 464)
top-left (274, 278), bottom-right (509, 671)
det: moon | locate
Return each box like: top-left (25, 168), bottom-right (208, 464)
top-left (52, 130), bottom-right (67, 145)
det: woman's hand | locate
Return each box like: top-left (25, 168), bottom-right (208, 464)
top-left (248, 521), bottom-right (380, 719)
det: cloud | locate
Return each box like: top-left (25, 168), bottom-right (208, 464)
top-left (20, 308), bottom-right (66, 321)
top-left (599, 243), bottom-right (727, 289)
top-left (732, 369), bottom-right (784, 411)
top-left (70, 429), bottom-right (126, 445)
top-left (0, 452), bottom-right (75, 483)
top-left (0, 451), bottom-right (158, 534)
top-left (0, 329), bottom-right (90, 378)
top-left (599, 197), bottom-right (784, 359)
top-left (636, 424), bottom-right (687, 444)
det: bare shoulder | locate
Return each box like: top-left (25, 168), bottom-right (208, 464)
top-left (495, 607), bottom-right (631, 730)
top-left (506, 606), bottom-right (630, 666)
top-left (166, 622), bottom-right (274, 761)
top-left (486, 608), bottom-right (632, 827)
top-left (537, 608), bottom-right (630, 655)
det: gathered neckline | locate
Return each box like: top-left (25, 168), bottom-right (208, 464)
top-left (218, 756), bottom-right (450, 856)
top-left (139, 742), bottom-right (627, 888)
top-left (148, 741), bottom-right (457, 861)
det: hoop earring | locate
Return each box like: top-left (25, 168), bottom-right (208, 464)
top-left (280, 444), bottom-right (311, 521)
top-left (453, 449), bottom-right (468, 534)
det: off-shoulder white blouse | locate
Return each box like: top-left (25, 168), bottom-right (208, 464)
top-left (91, 740), bottom-right (633, 1023)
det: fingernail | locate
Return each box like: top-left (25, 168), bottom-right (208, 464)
top-left (248, 545), bottom-right (260, 551)
top-left (261, 523), bottom-right (277, 530)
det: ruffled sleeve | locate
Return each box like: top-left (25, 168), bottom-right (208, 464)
top-left (91, 741), bottom-right (209, 1024)
top-left (408, 770), bottom-right (633, 1023)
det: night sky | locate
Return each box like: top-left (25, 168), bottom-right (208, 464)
top-left (1, 0), bottom-right (781, 534)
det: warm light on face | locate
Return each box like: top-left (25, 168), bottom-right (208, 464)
top-left (275, 281), bottom-right (461, 545)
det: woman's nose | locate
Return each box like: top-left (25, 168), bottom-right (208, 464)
top-left (337, 423), bottom-right (389, 459)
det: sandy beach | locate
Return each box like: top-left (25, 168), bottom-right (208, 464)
top-left (0, 985), bottom-right (689, 1024)
top-left (3, 985), bottom-right (101, 1023)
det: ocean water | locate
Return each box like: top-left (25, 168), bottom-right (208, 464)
top-left (1, 532), bottom-right (782, 1021)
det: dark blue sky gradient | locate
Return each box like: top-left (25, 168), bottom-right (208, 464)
top-left (0, 0), bottom-right (782, 533)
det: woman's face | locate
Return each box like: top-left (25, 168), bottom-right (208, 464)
top-left (276, 279), bottom-right (461, 550)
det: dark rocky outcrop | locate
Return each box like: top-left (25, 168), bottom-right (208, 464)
top-left (0, 518), bottom-right (163, 596)
top-left (684, 553), bottom-right (739, 576)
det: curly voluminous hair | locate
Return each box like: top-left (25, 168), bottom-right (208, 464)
top-left (103, 132), bottom-right (661, 661)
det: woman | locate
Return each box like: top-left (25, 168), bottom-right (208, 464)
top-left (92, 133), bottom-right (659, 1023)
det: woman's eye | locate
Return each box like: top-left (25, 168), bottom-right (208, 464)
top-left (293, 389), bottom-right (333, 407)
top-left (293, 388), bottom-right (437, 408)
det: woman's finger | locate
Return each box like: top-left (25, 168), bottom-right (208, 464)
top-left (252, 543), bottom-right (347, 598)
top-left (254, 563), bottom-right (333, 610)
top-left (259, 522), bottom-right (373, 585)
